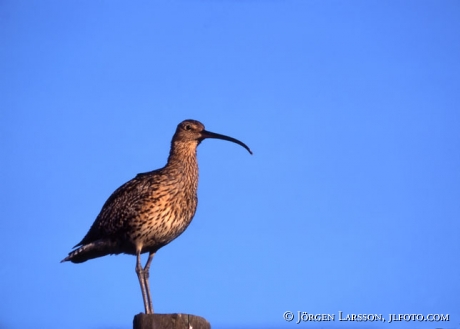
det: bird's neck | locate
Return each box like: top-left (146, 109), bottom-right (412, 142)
top-left (165, 141), bottom-right (199, 182)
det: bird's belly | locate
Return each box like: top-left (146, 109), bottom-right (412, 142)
top-left (130, 200), bottom-right (197, 253)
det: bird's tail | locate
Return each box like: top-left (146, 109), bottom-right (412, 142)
top-left (61, 240), bottom-right (119, 264)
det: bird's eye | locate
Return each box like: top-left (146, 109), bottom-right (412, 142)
top-left (184, 124), bottom-right (192, 131)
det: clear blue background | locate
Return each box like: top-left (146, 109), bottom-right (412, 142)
top-left (1, 1), bottom-right (459, 329)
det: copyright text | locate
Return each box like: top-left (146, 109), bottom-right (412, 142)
top-left (283, 311), bottom-right (450, 324)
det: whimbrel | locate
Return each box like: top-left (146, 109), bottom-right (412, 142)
top-left (61, 119), bottom-right (252, 314)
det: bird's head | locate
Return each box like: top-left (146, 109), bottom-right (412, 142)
top-left (172, 119), bottom-right (252, 154)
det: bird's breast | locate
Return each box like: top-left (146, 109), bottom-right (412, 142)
top-left (130, 184), bottom-right (198, 252)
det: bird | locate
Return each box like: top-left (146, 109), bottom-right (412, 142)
top-left (61, 119), bottom-right (252, 314)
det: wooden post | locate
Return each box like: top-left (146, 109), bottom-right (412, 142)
top-left (133, 313), bottom-right (211, 329)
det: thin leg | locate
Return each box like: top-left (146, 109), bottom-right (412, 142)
top-left (143, 252), bottom-right (155, 314)
top-left (135, 252), bottom-right (151, 314)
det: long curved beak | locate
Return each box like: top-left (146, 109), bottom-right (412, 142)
top-left (201, 130), bottom-right (252, 155)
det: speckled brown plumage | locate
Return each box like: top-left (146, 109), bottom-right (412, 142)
top-left (61, 119), bottom-right (252, 314)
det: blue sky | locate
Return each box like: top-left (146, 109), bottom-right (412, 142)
top-left (1, 1), bottom-right (459, 329)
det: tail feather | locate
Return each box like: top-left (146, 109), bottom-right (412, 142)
top-left (61, 239), bottom-right (121, 263)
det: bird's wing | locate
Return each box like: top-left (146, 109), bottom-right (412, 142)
top-left (74, 170), bottom-right (161, 247)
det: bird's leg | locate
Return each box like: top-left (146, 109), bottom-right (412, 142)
top-left (135, 251), bottom-right (151, 314)
top-left (143, 252), bottom-right (155, 314)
